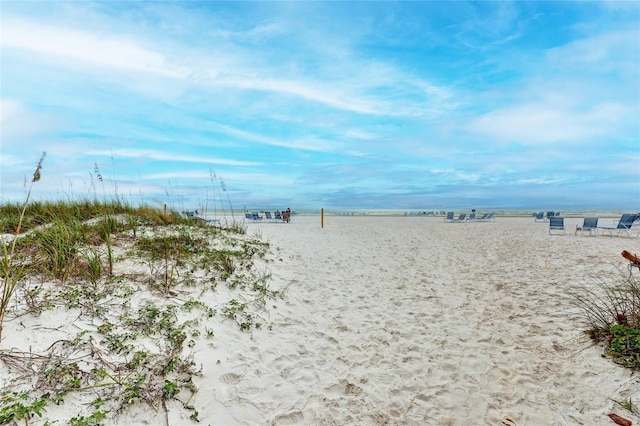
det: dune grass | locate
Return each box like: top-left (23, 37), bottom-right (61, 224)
top-left (1, 153), bottom-right (46, 342)
top-left (574, 268), bottom-right (640, 372)
top-left (0, 163), bottom-right (288, 424)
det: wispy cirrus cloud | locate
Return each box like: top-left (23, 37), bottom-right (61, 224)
top-left (464, 23), bottom-right (639, 146)
top-left (467, 100), bottom-right (632, 144)
top-left (1, 18), bottom-right (189, 78)
top-left (86, 149), bottom-right (261, 167)
top-left (2, 16), bottom-right (450, 118)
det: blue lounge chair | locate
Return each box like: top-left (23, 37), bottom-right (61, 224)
top-left (444, 212), bottom-right (454, 222)
top-left (453, 213), bottom-right (466, 222)
top-left (534, 212), bottom-right (545, 222)
top-left (575, 217), bottom-right (598, 236)
top-left (549, 216), bottom-right (565, 234)
top-left (597, 214), bottom-right (640, 238)
top-left (184, 210), bottom-right (207, 224)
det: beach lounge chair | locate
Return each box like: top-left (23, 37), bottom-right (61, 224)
top-left (453, 213), bottom-right (466, 222)
top-left (597, 214), bottom-right (640, 238)
top-left (549, 216), bottom-right (565, 234)
top-left (444, 212), bottom-right (454, 222)
top-left (546, 211), bottom-right (555, 222)
top-left (468, 213), bottom-right (476, 221)
top-left (534, 212), bottom-right (545, 222)
top-left (184, 210), bottom-right (207, 224)
top-left (264, 211), bottom-right (273, 222)
top-left (575, 217), bottom-right (598, 236)
top-left (251, 212), bottom-right (263, 221)
top-left (274, 211), bottom-right (283, 221)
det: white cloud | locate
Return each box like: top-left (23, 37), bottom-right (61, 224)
top-left (467, 26), bottom-right (639, 145)
top-left (0, 98), bottom-right (67, 144)
top-left (0, 98), bottom-right (23, 122)
top-left (86, 149), bottom-right (261, 167)
top-left (426, 169), bottom-right (481, 182)
top-left (600, 1), bottom-right (640, 12)
top-left (218, 76), bottom-right (382, 115)
top-left (209, 122), bottom-right (340, 152)
top-left (467, 101), bottom-right (630, 144)
top-left (1, 17), bottom-right (448, 119)
top-left (147, 170), bottom-right (292, 187)
top-left (545, 28), bottom-right (639, 74)
top-left (1, 18), bottom-right (189, 78)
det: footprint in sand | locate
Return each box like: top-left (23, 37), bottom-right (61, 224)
top-left (272, 411), bottom-right (305, 424)
top-left (219, 372), bottom-right (242, 385)
top-left (344, 382), bottom-right (363, 395)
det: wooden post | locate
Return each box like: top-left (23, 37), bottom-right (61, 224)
top-left (321, 208), bottom-right (324, 228)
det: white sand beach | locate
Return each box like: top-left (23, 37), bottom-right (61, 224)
top-left (2, 215), bottom-right (639, 425)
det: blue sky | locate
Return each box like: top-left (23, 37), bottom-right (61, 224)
top-left (1, 1), bottom-right (639, 211)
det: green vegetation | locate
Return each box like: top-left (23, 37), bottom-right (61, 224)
top-left (0, 391), bottom-right (51, 424)
top-left (575, 271), bottom-right (640, 373)
top-left (0, 166), bottom-right (285, 424)
top-left (1, 152), bottom-right (46, 342)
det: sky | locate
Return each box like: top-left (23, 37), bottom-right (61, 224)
top-left (1, 1), bottom-right (639, 211)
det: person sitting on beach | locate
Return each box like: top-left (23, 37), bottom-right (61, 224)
top-left (282, 208), bottom-right (291, 223)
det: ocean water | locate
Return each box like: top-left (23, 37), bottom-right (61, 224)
top-left (196, 207), bottom-right (636, 219)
